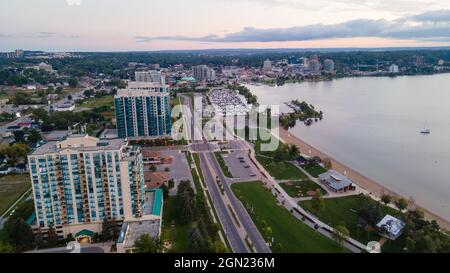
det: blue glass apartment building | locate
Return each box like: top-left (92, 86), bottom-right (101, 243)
top-left (115, 86), bottom-right (171, 140)
top-left (28, 135), bottom-right (145, 236)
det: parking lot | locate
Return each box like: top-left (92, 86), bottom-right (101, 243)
top-left (156, 150), bottom-right (193, 195)
top-left (222, 151), bottom-right (260, 182)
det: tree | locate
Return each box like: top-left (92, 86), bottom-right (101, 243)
top-left (4, 218), bottom-right (35, 252)
top-left (395, 198), bottom-right (409, 211)
top-left (27, 129), bottom-right (42, 144)
top-left (213, 241), bottom-right (229, 253)
top-left (0, 242), bottom-right (14, 253)
top-left (134, 234), bottom-right (162, 253)
top-left (149, 164), bottom-right (157, 172)
top-left (187, 226), bottom-right (211, 253)
top-left (13, 130), bottom-right (26, 143)
top-left (67, 95), bottom-right (73, 101)
top-left (161, 184), bottom-right (169, 199)
top-left (381, 194), bottom-right (392, 205)
top-left (288, 145), bottom-right (300, 159)
top-left (323, 158), bottom-right (332, 170)
top-left (101, 218), bottom-right (114, 241)
top-left (264, 226), bottom-right (273, 242)
top-left (312, 191), bottom-right (325, 212)
top-left (68, 78), bottom-right (78, 88)
top-left (46, 226), bottom-right (59, 247)
top-left (332, 225), bottom-right (350, 245)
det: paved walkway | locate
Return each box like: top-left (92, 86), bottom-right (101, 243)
top-left (247, 145), bottom-right (366, 253)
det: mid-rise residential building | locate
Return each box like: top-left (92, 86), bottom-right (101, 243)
top-left (323, 59), bottom-right (335, 72)
top-left (5, 49), bottom-right (24, 58)
top-left (135, 70), bottom-right (166, 85)
top-left (263, 59), bottom-right (272, 71)
top-left (307, 55), bottom-right (321, 73)
top-left (37, 62), bottom-right (53, 73)
top-left (389, 64), bottom-right (399, 73)
top-left (410, 55), bottom-right (425, 66)
top-left (114, 88), bottom-right (171, 140)
top-left (28, 135), bottom-right (145, 237)
top-left (192, 65), bottom-right (215, 82)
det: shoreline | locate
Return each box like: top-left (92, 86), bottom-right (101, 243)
top-left (276, 128), bottom-right (450, 230)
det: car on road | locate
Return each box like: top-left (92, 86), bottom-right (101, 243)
top-left (244, 165), bottom-right (250, 168)
top-left (249, 173), bottom-right (256, 177)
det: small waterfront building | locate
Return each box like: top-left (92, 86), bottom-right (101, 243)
top-left (376, 214), bottom-right (406, 240)
top-left (318, 170), bottom-right (354, 193)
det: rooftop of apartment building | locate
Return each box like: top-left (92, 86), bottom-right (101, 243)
top-left (116, 88), bottom-right (171, 98)
top-left (30, 134), bottom-right (128, 155)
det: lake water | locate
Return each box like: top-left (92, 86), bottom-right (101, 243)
top-left (248, 74), bottom-right (450, 221)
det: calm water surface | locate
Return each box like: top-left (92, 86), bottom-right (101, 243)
top-left (248, 74), bottom-right (450, 221)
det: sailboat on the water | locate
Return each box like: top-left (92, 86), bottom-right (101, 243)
top-left (420, 121), bottom-right (431, 134)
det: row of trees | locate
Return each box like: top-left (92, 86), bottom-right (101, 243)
top-left (177, 181), bottom-right (227, 253)
top-left (228, 84), bottom-right (258, 105)
top-left (0, 143), bottom-right (31, 165)
top-left (30, 108), bottom-right (106, 133)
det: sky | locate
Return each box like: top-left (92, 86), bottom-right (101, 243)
top-left (2, 0), bottom-right (450, 51)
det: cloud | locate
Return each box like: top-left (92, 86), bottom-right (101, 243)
top-left (408, 9), bottom-right (450, 23)
top-left (66, 0), bottom-right (82, 6)
top-left (135, 9), bottom-right (450, 43)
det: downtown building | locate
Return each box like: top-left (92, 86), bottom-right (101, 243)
top-left (192, 65), bottom-right (215, 82)
top-left (114, 85), bottom-right (171, 140)
top-left (28, 135), bottom-right (146, 238)
top-left (135, 70), bottom-right (166, 85)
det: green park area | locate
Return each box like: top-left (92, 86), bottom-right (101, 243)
top-left (161, 197), bottom-right (190, 252)
top-left (279, 181), bottom-right (326, 198)
top-left (299, 194), bottom-right (401, 247)
top-left (256, 155), bottom-right (307, 180)
top-left (0, 175), bottom-right (31, 216)
top-left (303, 164), bottom-right (327, 178)
top-left (77, 95), bottom-right (114, 109)
top-left (231, 181), bottom-right (346, 253)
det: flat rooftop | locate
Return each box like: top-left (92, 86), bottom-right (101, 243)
top-left (119, 219), bottom-right (161, 249)
top-left (31, 135), bottom-right (127, 155)
top-left (143, 188), bottom-right (163, 216)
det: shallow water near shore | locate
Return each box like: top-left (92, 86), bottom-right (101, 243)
top-left (247, 73), bottom-right (450, 222)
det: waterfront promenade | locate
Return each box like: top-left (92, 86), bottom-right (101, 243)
top-left (277, 128), bottom-right (450, 230)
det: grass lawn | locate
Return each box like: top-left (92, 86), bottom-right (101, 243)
top-left (214, 152), bottom-right (233, 178)
top-left (299, 195), bottom-right (401, 246)
top-left (279, 181), bottom-right (326, 198)
top-left (0, 174), bottom-right (31, 216)
top-left (77, 95), bottom-right (114, 108)
top-left (256, 155), bottom-right (307, 180)
top-left (232, 181), bottom-right (347, 253)
top-left (161, 197), bottom-right (190, 252)
top-left (303, 164), bottom-right (327, 178)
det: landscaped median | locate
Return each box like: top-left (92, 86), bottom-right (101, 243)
top-left (231, 181), bottom-right (347, 253)
top-left (214, 152), bottom-right (233, 178)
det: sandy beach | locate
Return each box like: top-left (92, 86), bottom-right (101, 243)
top-left (277, 128), bottom-right (450, 230)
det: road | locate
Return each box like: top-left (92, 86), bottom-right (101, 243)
top-left (180, 93), bottom-right (270, 253)
top-left (198, 152), bottom-right (249, 253)
top-left (203, 151), bottom-right (271, 253)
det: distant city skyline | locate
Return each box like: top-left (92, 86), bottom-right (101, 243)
top-left (2, 0), bottom-right (450, 51)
